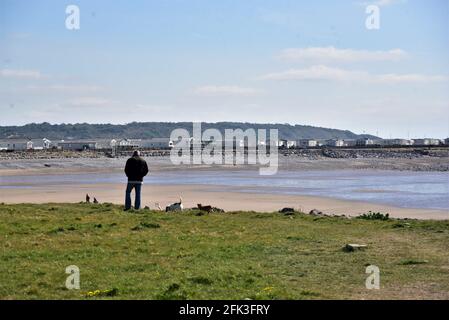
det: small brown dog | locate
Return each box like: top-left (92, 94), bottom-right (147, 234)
top-left (197, 204), bottom-right (212, 213)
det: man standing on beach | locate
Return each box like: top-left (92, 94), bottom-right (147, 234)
top-left (124, 150), bottom-right (149, 210)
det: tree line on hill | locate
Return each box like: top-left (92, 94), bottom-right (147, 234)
top-left (0, 122), bottom-right (377, 140)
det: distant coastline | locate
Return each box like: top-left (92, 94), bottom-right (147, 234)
top-left (1, 146), bottom-right (448, 172)
top-left (0, 121), bottom-right (378, 140)
top-left (1, 153), bottom-right (449, 219)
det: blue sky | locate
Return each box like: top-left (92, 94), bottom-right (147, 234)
top-left (1, 0), bottom-right (448, 138)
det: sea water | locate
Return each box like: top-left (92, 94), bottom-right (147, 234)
top-left (1, 169), bottom-right (448, 210)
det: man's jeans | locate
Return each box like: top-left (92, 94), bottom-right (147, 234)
top-left (125, 182), bottom-right (142, 210)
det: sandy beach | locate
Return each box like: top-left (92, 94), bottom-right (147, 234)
top-left (1, 181), bottom-right (448, 220)
top-left (1, 156), bottom-right (448, 220)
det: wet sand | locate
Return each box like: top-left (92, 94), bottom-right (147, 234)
top-left (1, 157), bottom-right (448, 220)
top-left (1, 154), bottom-right (449, 173)
top-left (1, 182), bottom-right (448, 220)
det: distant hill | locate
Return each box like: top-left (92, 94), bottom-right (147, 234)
top-left (0, 122), bottom-right (378, 140)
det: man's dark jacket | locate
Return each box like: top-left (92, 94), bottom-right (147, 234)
top-left (125, 156), bottom-right (149, 182)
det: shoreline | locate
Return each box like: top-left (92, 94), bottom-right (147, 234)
top-left (1, 182), bottom-right (448, 220)
top-left (1, 157), bottom-right (449, 174)
top-left (1, 157), bottom-right (448, 220)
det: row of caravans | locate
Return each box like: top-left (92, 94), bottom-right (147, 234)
top-left (278, 138), bottom-right (448, 149)
top-left (0, 138), bottom-right (173, 151)
top-left (0, 138), bottom-right (52, 151)
top-left (1, 137), bottom-right (448, 151)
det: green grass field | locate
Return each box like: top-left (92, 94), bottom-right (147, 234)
top-left (1, 203), bottom-right (448, 300)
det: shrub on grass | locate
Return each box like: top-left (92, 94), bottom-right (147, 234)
top-left (357, 211), bottom-right (389, 221)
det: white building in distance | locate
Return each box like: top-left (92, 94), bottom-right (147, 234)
top-left (326, 139), bottom-right (345, 147)
top-left (117, 139), bottom-right (142, 148)
top-left (297, 139), bottom-right (318, 148)
top-left (413, 138), bottom-right (441, 146)
top-left (0, 139), bottom-right (33, 151)
top-left (139, 138), bottom-right (173, 149)
top-left (58, 140), bottom-right (97, 151)
top-left (356, 138), bottom-right (375, 146)
top-left (30, 138), bottom-right (52, 150)
top-left (382, 139), bottom-right (413, 146)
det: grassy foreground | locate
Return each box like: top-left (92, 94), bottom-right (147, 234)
top-left (0, 203), bottom-right (448, 300)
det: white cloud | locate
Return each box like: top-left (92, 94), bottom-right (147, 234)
top-left (25, 84), bottom-right (103, 93)
top-left (259, 65), bottom-right (365, 81)
top-left (357, 0), bottom-right (407, 7)
top-left (374, 0), bottom-right (397, 5)
top-left (135, 104), bottom-right (173, 112)
top-left (192, 85), bottom-right (262, 96)
top-left (278, 47), bottom-right (407, 63)
top-left (259, 65), bottom-right (448, 84)
top-left (370, 0), bottom-right (407, 7)
top-left (374, 74), bottom-right (449, 84)
top-left (67, 97), bottom-right (116, 106)
top-left (0, 69), bottom-right (42, 79)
